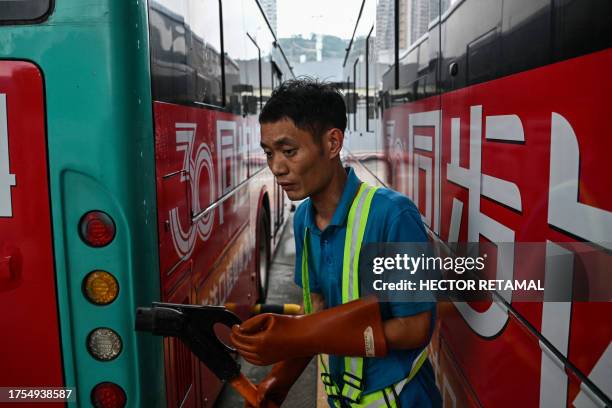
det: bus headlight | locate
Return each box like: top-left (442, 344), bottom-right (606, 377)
top-left (87, 328), bottom-right (122, 361)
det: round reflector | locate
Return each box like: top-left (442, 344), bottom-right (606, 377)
top-left (83, 271), bottom-right (119, 305)
top-left (87, 328), bottom-right (122, 361)
top-left (91, 382), bottom-right (126, 408)
top-left (79, 211), bottom-right (116, 247)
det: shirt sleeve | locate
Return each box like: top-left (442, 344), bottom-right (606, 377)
top-left (385, 206), bottom-right (435, 317)
top-left (386, 205), bottom-right (428, 243)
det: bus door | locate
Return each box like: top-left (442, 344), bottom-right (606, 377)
top-left (0, 62), bottom-right (65, 392)
top-left (270, 61), bottom-right (285, 236)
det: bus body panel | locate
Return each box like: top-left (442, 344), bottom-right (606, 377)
top-left (383, 48), bottom-right (612, 406)
top-left (0, 61), bottom-right (64, 399)
top-left (194, 220), bottom-right (257, 405)
top-left (152, 101), bottom-right (282, 406)
top-left (153, 102), bottom-right (251, 290)
top-left (0, 0), bottom-right (289, 405)
top-left (146, 0), bottom-right (293, 402)
top-left (153, 101), bottom-right (258, 302)
top-left (162, 264), bottom-right (198, 408)
top-left (1, 1), bottom-right (165, 405)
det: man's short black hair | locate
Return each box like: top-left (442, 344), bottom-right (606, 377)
top-left (259, 78), bottom-right (347, 142)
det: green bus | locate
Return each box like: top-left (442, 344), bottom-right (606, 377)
top-left (0, 0), bottom-right (292, 406)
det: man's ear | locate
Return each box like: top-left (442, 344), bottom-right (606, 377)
top-left (324, 128), bottom-right (344, 158)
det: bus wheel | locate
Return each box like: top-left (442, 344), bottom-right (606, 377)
top-left (256, 210), bottom-right (271, 302)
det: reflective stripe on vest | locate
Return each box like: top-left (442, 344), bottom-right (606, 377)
top-left (301, 183), bottom-right (429, 407)
top-left (340, 183), bottom-right (377, 403)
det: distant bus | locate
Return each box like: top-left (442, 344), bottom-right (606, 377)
top-left (0, 0), bottom-right (291, 407)
top-left (343, 0), bottom-right (611, 407)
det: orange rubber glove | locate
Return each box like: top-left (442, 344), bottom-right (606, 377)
top-left (230, 297), bottom-right (387, 366)
top-left (246, 356), bottom-right (312, 408)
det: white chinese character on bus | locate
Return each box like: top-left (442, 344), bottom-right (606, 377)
top-left (0, 94), bottom-right (16, 218)
top-left (548, 113), bottom-right (612, 249)
top-left (542, 113), bottom-right (612, 408)
top-left (217, 120), bottom-right (237, 224)
top-left (446, 106), bottom-right (523, 338)
top-left (387, 111), bottom-right (441, 235)
top-left (407, 110), bottom-right (441, 234)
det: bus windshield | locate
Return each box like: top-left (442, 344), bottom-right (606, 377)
top-left (0, 0), bottom-right (51, 23)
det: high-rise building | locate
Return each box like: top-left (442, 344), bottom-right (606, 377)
top-left (376, 0), bottom-right (409, 62)
top-left (409, 0), bottom-right (429, 45)
top-left (375, 0), bottom-right (393, 51)
top-left (260, 0), bottom-right (277, 35)
top-left (375, 0), bottom-right (434, 62)
top-left (375, 0), bottom-right (395, 63)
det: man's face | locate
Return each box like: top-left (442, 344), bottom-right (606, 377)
top-left (260, 118), bottom-right (334, 201)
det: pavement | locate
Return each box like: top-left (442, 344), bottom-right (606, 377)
top-left (215, 213), bottom-right (318, 408)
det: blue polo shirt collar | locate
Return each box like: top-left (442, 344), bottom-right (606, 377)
top-left (304, 167), bottom-right (361, 233)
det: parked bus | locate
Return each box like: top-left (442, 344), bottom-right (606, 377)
top-left (0, 0), bottom-right (292, 407)
top-left (343, 0), bottom-right (611, 407)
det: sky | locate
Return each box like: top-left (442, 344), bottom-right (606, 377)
top-left (277, 0), bottom-right (373, 40)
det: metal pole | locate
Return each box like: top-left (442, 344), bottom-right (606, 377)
top-left (394, 0), bottom-right (399, 90)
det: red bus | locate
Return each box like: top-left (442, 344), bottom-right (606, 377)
top-left (149, 1), bottom-right (293, 406)
top-left (343, 0), bottom-right (611, 406)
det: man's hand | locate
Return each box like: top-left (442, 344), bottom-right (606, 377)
top-left (246, 357), bottom-right (312, 408)
top-left (250, 373), bottom-right (284, 408)
top-left (231, 297), bottom-right (388, 366)
top-left (245, 294), bottom-right (323, 407)
top-left (231, 313), bottom-right (305, 365)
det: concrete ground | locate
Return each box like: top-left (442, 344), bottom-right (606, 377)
top-left (215, 214), bottom-right (318, 408)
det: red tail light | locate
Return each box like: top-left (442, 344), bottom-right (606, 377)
top-left (79, 211), bottom-right (116, 247)
top-left (91, 382), bottom-right (126, 408)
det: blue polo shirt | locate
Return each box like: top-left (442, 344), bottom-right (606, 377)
top-left (294, 167), bottom-right (441, 407)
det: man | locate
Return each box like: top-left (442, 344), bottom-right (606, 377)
top-left (231, 79), bottom-right (441, 407)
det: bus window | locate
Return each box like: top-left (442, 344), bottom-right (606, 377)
top-left (552, 0), bottom-right (612, 63)
top-left (149, 0), bottom-right (189, 104)
top-left (466, 27), bottom-right (500, 85)
top-left (500, 0), bottom-right (551, 78)
top-left (221, 0), bottom-right (261, 117)
top-left (245, 33), bottom-right (263, 114)
top-left (0, 0), bottom-right (51, 23)
top-left (187, 0), bottom-right (223, 106)
top-left (221, 0), bottom-right (263, 116)
top-left (222, 0), bottom-right (245, 112)
top-left (149, 0), bottom-right (223, 107)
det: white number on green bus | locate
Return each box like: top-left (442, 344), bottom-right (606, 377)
top-left (0, 94), bottom-right (16, 217)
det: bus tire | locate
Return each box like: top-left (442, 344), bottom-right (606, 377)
top-left (256, 210), bottom-right (271, 302)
